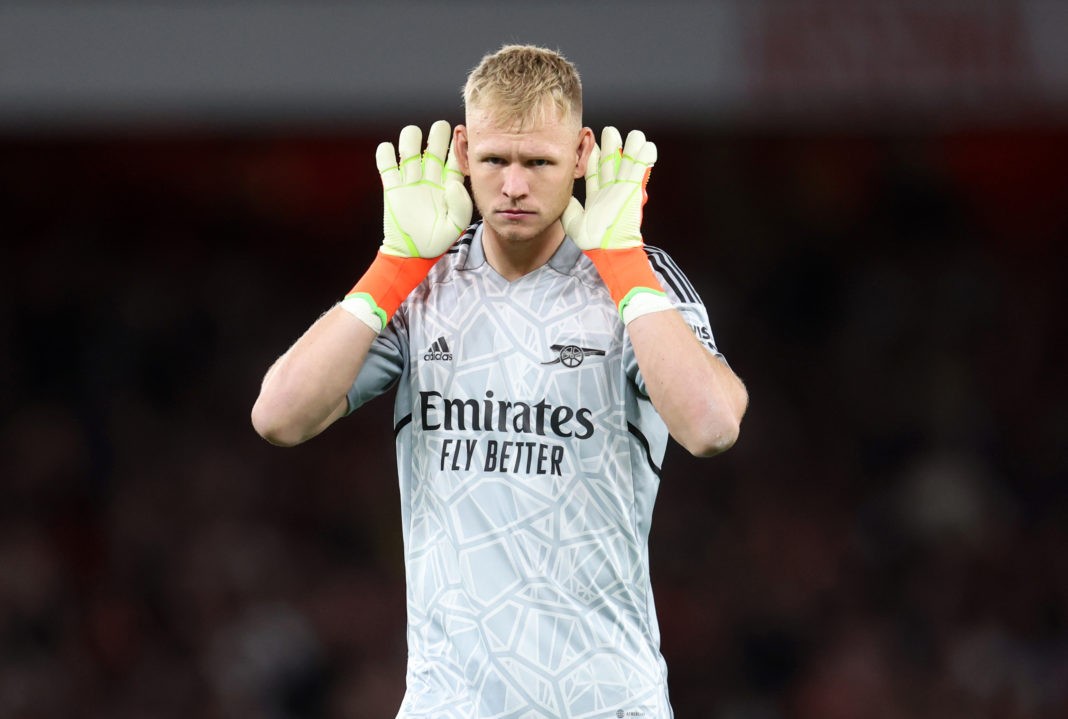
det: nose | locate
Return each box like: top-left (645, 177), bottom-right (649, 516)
top-left (501, 164), bottom-right (529, 199)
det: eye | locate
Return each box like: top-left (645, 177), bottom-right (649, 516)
top-left (529, 159), bottom-right (550, 167)
top-left (484, 157), bottom-right (506, 166)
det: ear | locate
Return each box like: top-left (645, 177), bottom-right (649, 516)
top-left (453, 125), bottom-right (471, 175)
top-left (574, 127), bottom-right (595, 179)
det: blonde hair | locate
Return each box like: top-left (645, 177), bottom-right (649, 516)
top-left (462, 44), bottom-right (583, 129)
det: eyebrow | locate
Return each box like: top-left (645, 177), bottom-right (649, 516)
top-left (472, 142), bottom-right (567, 161)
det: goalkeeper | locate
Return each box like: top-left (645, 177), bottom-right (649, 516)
top-left (253, 44), bottom-right (747, 719)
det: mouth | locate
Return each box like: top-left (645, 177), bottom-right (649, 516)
top-left (496, 208), bottom-right (535, 221)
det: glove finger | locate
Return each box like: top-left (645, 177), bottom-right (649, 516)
top-left (634, 140), bottom-right (657, 187)
top-left (599, 126), bottom-right (622, 185)
top-left (623, 133), bottom-right (653, 180)
top-left (621, 129), bottom-right (646, 159)
top-left (585, 143), bottom-right (601, 196)
top-left (398, 125), bottom-right (423, 184)
top-left (637, 141), bottom-right (656, 207)
top-left (376, 141), bottom-right (402, 190)
top-left (618, 129), bottom-right (647, 182)
top-left (424, 120), bottom-right (451, 185)
top-left (635, 138), bottom-right (657, 167)
top-left (600, 126), bottom-right (622, 157)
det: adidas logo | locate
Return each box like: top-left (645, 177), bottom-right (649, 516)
top-left (423, 336), bottom-right (453, 362)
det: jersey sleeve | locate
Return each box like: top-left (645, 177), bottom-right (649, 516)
top-left (345, 306), bottom-right (409, 413)
top-left (624, 246), bottom-right (728, 397)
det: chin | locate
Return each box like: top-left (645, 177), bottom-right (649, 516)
top-left (486, 219), bottom-right (544, 245)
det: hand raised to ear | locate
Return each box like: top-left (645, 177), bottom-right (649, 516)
top-left (376, 120), bottom-right (472, 259)
top-left (562, 126), bottom-right (656, 252)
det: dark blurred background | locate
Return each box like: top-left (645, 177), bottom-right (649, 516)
top-left (1, 2), bottom-right (1066, 718)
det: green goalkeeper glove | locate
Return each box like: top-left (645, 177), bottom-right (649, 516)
top-left (342, 121), bottom-right (472, 331)
top-left (562, 127), bottom-right (670, 325)
top-left (377, 120), bottom-right (472, 259)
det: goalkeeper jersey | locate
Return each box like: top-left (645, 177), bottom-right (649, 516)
top-left (346, 222), bottom-right (724, 719)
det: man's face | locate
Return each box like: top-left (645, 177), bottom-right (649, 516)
top-left (456, 102), bottom-right (593, 248)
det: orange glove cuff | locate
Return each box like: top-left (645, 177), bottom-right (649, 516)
top-left (346, 252), bottom-right (438, 325)
top-left (583, 247), bottom-right (664, 309)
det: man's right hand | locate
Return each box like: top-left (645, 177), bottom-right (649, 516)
top-left (341, 121), bottom-right (472, 333)
top-left (377, 120), bottom-right (472, 259)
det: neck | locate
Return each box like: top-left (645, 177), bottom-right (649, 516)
top-left (481, 221), bottom-right (566, 281)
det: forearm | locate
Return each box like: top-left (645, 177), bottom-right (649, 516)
top-left (628, 309), bottom-right (748, 456)
top-left (251, 305), bottom-right (378, 446)
top-left (252, 121), bottom-right (470, 447)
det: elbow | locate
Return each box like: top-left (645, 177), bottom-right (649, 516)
top-left (684, 380), bottom-right (748, 457)
top-left (250, 400), bottom-right (306, 448)
top-left (686, 423), bottom-right (740, 458)
top-left (667, 364), bottom-right (748, 458)
top-left (678, 411), bottom-right (741, 458)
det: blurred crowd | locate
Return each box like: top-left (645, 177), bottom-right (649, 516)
top-left (1, 126), bottom-right (1065, 718)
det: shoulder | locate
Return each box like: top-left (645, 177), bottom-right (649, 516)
top-left (446, 222), bottom-right (479, 259)
top-left (426, 222), bottom-right (479, 282)
top-left (643, 245), bottom-right (703, 306)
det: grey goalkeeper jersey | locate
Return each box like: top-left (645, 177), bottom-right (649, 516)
top-left (346, 222), bottom-right (724, 719)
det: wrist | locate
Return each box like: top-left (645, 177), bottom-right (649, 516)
top-left (339, 293), bottom-right (385, 332)
top-left (619, 288), bottom-right (673, 325)
top-left (343, 251), bottom-right (438, 331)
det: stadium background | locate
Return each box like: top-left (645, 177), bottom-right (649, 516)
top-left (1, 2), bottom-right (1066, 717)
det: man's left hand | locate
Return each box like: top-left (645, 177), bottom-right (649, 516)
top-left (562, 126), bottom-right (657, 251)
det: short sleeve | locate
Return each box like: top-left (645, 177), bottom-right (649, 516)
top-left (345, 307), bottom-right (409, 413)
top-left (624, 246), bottom-right (728, 397)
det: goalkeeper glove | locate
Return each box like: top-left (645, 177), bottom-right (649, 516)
top-left (562, 127), bottom-right (670, 325)
top-left (341, 121), bottom-right (472, 332)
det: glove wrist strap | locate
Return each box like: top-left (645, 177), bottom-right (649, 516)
top-left (583, 247), bottom-right (670, 324)
top-left (342, 252), bottom-right (438, 332)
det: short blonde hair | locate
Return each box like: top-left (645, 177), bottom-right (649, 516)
top-left (462, 44), bottom-right (583, 129)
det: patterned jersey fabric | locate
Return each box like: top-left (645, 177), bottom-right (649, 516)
top-left (347, 222), bottom-right (724, 719)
